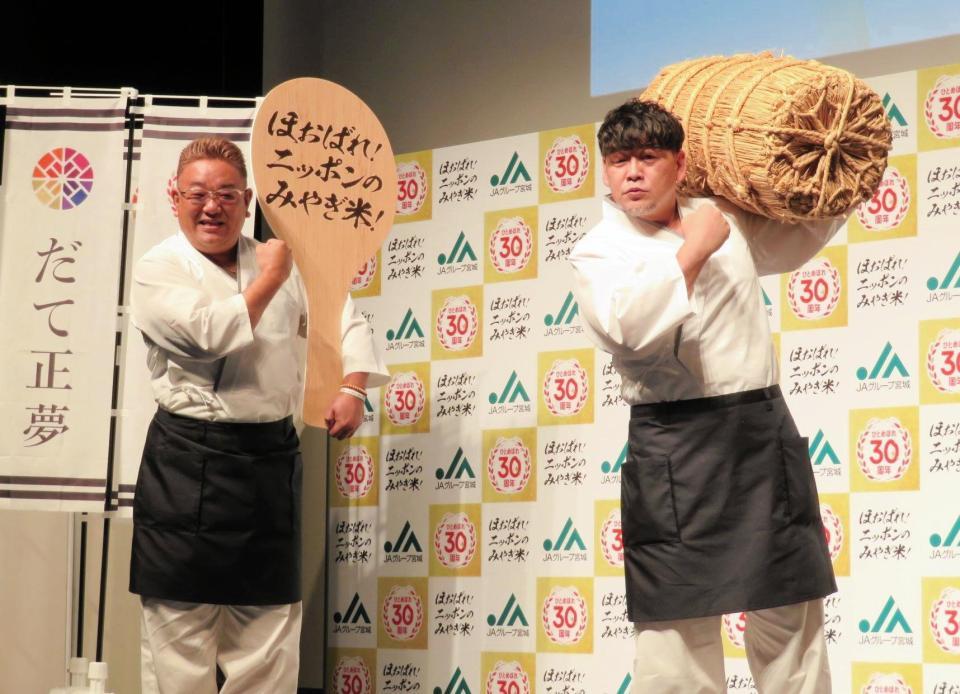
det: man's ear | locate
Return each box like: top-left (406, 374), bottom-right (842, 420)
top-left (244, 187), bottom-right (254, 218)
top-left (675, 149), bottom-right (687, 184)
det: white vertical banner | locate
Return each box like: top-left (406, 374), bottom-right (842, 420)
top-left (114, 99), bottom-right (259, 511)
top-left (0, 91), bottom-right (132, 510)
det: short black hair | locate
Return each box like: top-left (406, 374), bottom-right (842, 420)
top-left (598, 100), bottom-right (685, 157)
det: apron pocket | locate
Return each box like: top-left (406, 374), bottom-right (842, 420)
top-left (780, 436), bottom-right (820, 525)
top-left (133, 424), bottom-right (202, 532)
top-left (621, 454), bottom-right (681, 545)
top-left (253, 454), bottom-right (296, 535)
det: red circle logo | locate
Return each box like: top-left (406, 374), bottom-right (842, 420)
top-left (486, 437), bottom-right (532, 495)
top-left (924, 75), bottom-right (960, 140)
top-left (433, 512), bottom-right (478, 569)
top-left (396, 161), bottom-right (428, 215)
top-left (335, 445), bottom-right (374, 500)
top-left (436, 295), bottom-right (479, 352)
top-left (544, 136), bottom-right (589, 194)
top-left (856, 417), bottom-right (911, 482)
top-left (541, 586), bottom-right (588, 645)
top-left (489, 217), bottom-right (534, 274)
top-left (485, 661), bottom-right (531, 694)
top-left (543, 359), bottom-right (589, 417)
top-left (855, 166), bottom-right (909, 231)
top-left (381, 585), bottom-right (424, 641)
top-left (926, 329), bottom-right (960, 394)
top-left (787, 258), bottom-right (841, 320)
top-left (384, 372), bottom-right (426, 426)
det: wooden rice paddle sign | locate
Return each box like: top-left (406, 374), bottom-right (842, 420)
top-left (252, 78), bottom-right (395, 427)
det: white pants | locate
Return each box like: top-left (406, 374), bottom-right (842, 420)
top-left (139, 598), bottom-right (302, 694)
top-left (633, 599), bottom-right (831, 694)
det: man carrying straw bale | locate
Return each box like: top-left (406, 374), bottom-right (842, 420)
top-left (570, 100), bottom-right (841, 693)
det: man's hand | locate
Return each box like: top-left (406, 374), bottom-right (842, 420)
top-left (244, 239), bottom-right (293, 329)
top-left (325, 393), bottom-right (364, 440)
top-left (682, 203), bottom-right (730, 258)
top-left (255, 238), bottom-right (293, 285)
top-left (676, 203), bottom-right (730, 294)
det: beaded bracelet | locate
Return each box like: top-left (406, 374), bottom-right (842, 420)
top-left (339, 386), bottom-right (366, 401)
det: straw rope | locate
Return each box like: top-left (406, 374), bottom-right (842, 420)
top-left (640, 53), bottom-right (892, 222)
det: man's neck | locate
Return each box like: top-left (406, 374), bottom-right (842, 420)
top-left (202, 244), bottom-right (239, 275)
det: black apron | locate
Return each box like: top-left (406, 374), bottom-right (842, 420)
top-left (129, 408), bottom-right (302, 605)
top-left (623, 386), bottom-right (836, 622)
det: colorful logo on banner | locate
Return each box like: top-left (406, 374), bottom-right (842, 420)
top-left (351, 252), bottom-right (381, 298)
top-left (849, 406), bottom-right (920, 492)
top-left (481, 653), bottom-right (535, 694)
top-left (484, 206), bottom-right (538, 282)
top-left (539, 124), bottom-right (595, 204)
top-left (851, 662), bottom-right (922, 694)
top-left (483, 428), bottom-right (537, 502)
top-left (721, 612), bottom-right (747, 657)
top-left (378, 578), bottom-right (428, 649)
top-left (395, 150), bottom-right (432, 221)
top-left (536, 577), bottom-right (593, 652)
top-left (544, 291), bottom-right (580, 329)
top-left (433, 667), bottom-right (472, 694)
top-left (538, 348), bottom-right (595, 425)
top-left (927, 250), bottom-right (960, 296)
top-left (781, 246), bottom-right (848, 330)
top-left (381, 363), bottom-right (431, 435)
top-left (165, 172), bottom-right (178, 215)
top-left (328, 649), bottom-right (377, 694)
top-left (32, 147), bottom-right (94, 210)
top-left (600, 442), bottom-right (626, 484)
top-left (386, 308), bottom-right (426, 343)
top-left (857, 341), bottom-right (910, 382)
top-left (435, 447), bottom-right (478, 490)
top-left (809, 430), bottom-right (842, 467)
top-left (329, 437), bottom-right (379, 507)
top-left (594, 499), bottom-right (624, 576)
top-left (490, 151), bottom-right (533, 197)
top-left (819, 493), bottom-right (850, 576)
top-left (848, 154), bottom-right (917, 242)
top-left (543, 517), bottom-right (588, 557)
top-left (858, 596), bottom-right (913, 637)
top-left (488, 371), bottom-right (532, 412)
top-left (920, 319), bottom-right (960, 404)
top-left (432, 285), bottom-right (484, 359)
top-left (931, 515), bottom-right (960, 558)
top-left (923, 577), bottom-right (960, 662)
top-left (438, 231), bottom-right (479, 271)
top-left (430, 504), bottom-right (482, 576)
top-left (487, 594), bottom-right (530, 636)
top-left (333, 593), bottom-right (372, 634)
top-left (383, 520), bottom-right (424, 559)
top-left (917, 64), bottom-right (960, 151)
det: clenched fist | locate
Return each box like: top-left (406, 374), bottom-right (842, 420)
top-left (256, 238), bottom-right (293, 285)
top-left (682, 203), bottom-right (730, 259)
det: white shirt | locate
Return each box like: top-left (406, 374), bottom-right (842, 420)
top-left (569, 197), bottom-right (842, 404)
top-left (131, 232), bottom-right (388, 422)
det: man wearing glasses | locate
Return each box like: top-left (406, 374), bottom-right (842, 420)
top-left (129, 137), bottom-right (387, 692)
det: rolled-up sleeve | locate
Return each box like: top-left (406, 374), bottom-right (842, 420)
top-left (340, 294), bottom-right (389, 387)
top-left (130, 256), bottom-right (254, 362)
top-left (569, 232), bottom-right (694, 359)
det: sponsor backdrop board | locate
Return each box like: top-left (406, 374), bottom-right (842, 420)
top-left (328, 64), bottom-right (960, 694)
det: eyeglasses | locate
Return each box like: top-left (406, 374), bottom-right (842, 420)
top-left (178, 188), bottom-right (246, 206)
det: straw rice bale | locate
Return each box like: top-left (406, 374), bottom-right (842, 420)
top-left (639, 53), bottom-right (892, 221)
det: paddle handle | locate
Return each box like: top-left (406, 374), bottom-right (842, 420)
top-left (302, 289), bottom-right (347, 428)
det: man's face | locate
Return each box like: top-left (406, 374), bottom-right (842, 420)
top-left (174, 158), bottom-right (253, 258)
top-left (602, 147), bottom-right (686, 223)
